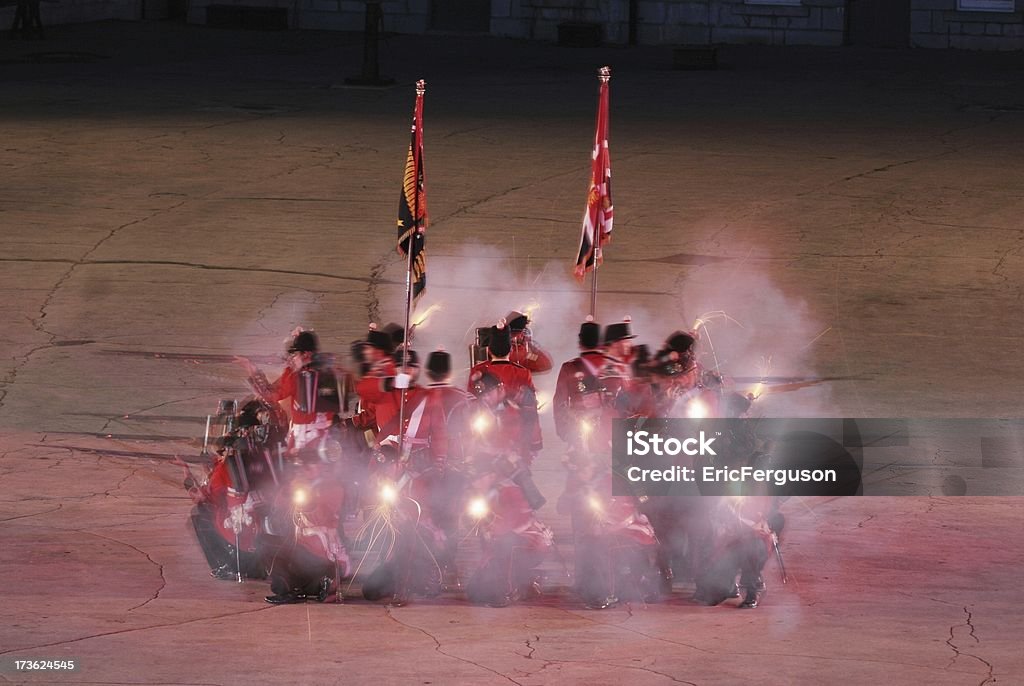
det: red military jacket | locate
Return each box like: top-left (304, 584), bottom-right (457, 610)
top-left (425, 383), bottom-right (475, 464)
top-left (553, 349), bottom-right (607, 445)
top-left (598, 354), bottom-right (656, 420)
top-left (509, 334), bottom-right (554, 374)
top-left (285, 472), bottom-right (348, 564)
top-left (207, 457), bottom-right (258, 550)
top-left (353, 359), bottom-right (398, 434)
top-left (467, 359), bottom-right (543, 457)
top-left (375, 385), bottom-right (448, 466)
top-left (261, 364), bottom-right (340, 426)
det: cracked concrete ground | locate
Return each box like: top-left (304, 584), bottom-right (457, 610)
top-left (1, 20), bottom-right (1023, 685)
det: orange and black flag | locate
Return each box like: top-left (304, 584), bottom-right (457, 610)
top-left (398, 80), bottom-right (428, 299)
top-left (574, 66), bottom-right (613, 280)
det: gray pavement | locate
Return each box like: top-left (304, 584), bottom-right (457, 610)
top-left (1, 20), bottom-right (1023, 685)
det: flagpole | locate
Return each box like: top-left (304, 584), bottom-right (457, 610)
top-left (590, 66), bottom-right (611, 319)
top-left (590, 249), bottom-right (599, 318)
top-left (397, 79), bottom-right (425, 459)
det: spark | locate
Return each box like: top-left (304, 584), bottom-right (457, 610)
top-left (750, 355), bottom-right (772, 398)
top-left (293, 487), bottom-right (308, 506)
top-left (468, 497), bottom-right (489, 519)
top-left (413, 303), bottom-right (443, 328)
top-left (472, 413), bottom-right (491, 435)
top-left (579, 419), bottom-right (592, 436)
top-left (536, 391), bottom-right (551, 413)
top-left (588, 495), bottom-right (603, 514)
top-left (521, 300), bottom-right (542, 319)
top-left (692, 310), bottom-right (744, 333)
top-left (687, 398), bottom-right (709, 419)
top-left (379, 482), bottom-right (398, 505)
top-left (799, 326), bottom-right (833, 352)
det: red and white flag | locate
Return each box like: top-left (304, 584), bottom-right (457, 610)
top-left (574, 66), bottom-right (613, 279)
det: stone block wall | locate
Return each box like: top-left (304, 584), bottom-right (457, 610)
top-left (491, 0), bottom-right (844, 46)
top-left (0, 0), bottom-right (140, 27)
top-left (185, 0), bottom-right (427, 33)
top-left (910, 0), bottom-right (1023, 50)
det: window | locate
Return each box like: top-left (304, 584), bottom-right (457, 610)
top-left (746, 0), bottom-right (802, 5)
top-left (956, 0), bottom-right (1015, 11)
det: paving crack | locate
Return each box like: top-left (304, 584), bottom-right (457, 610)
top-left (856, 515), bottom-right (875, 529)
top-left (0, 503), bottom-right (62, 523)
top-left (944, 605), bottom-right (996, 684)
top-left (561, 608), bottom-right (975, 675)
top-left (383, 606), bottom-right (524, 685)
top-left (0, 606), bottom-right (275, 655)
top-left (82, 530), bottom-right (166, 612)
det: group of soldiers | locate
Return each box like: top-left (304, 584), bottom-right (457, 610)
top-left (175, 310), bottom-right (782, 609)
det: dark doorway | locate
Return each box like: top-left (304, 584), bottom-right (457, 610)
top-left (430, 0), bottom-right (490, 32)
top-left (846, 0), bottom-right (910, 47)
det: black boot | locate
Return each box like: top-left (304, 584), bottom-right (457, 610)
top-left (265, 593), bottom-right (303, 604)
top-left (739, 588), bottom-right (759, 609)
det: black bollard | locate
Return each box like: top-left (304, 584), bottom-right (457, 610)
top-left (345, 1), bottom-right (394, 86)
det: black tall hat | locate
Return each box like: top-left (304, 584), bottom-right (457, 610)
top-left (603, 316), bottom-right (636, 345)
top-left (287, 330), bottom-right (319, 354)
top-left (488, 320), bottom-right (512, 357)
top-left (382, 322), bottom-right (405, 347)
top-left (366, 323), bottom-right (394, 352)
top-left (664, 331), bottom-right (697, 356)
top-left (426, 349), bottom-right (451, 379)
top-left (392, 348), bottom-right (420, 367)
top-left (470, 370), bottom-right (502, 397)
top-left (578, 315), bottom-right (601, 349)
top-left (505, 311), bottom-right (529, 333)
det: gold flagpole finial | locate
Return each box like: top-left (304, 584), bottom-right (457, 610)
top-left (416, 79), bottom-right (426, 95)
top-left (598, 66), bottom-right (611, 82)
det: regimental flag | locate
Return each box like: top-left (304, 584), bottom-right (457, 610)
top-left (398, 80), bottom-right (428, 299)
top-left (574, 66), bottom-right (613, 280)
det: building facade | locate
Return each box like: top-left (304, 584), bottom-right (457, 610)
top-left (6, 0), bottom-right (1022, 51)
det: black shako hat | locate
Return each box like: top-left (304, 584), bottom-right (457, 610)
top-left (505, 311), bottom-right (529, 333)
top-left (578, 315), bottom-right (601, 349)
top-left (382, 322), bottom-right (405, 347)
top-left (663, 331), bottom-right (697, 356)
top-left (366, 323), bottom-right (395, 352)
top-left (603, 316), bottom-right (636, 345)
top-left (426, 349), bottom-right (451, 380)
top-left (488, 320), bottom-right (512, 357)
top-left (392, 348), bottom-right (419, 367)
top-left (288, 330), bottom-right (319, 354)
top-left (470, 370), bottom-right (502, 397)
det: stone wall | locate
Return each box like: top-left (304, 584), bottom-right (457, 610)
top-left (490, 0), bottom-right (845, 46)
top-left (911, 0), bottom-right (1023, 50)
top-left (0, 0), bottom-right (140, 27)
top-left (184, 0), bottom-right (428, 32)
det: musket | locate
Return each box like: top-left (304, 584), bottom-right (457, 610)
top-left (234, 528), bottom-right (243, 583)
top-left (334, 557), bottom-right (343, 604)
top-left (201, 415), bottom-right (211, 456)
top-left (772, 532), bottom-right (788, 584)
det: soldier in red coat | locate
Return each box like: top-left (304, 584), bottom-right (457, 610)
top-left (573, 469), bottom-right (661, 608)
top-left (374, 348), bottom-right (448, 470)
top-left (467, 321), bottom-right (542, 463)
top-left (263, 461), bottom-right (349, 604)
top-left (464, 454), bottom-right (553, 607)
top-left (505, 310), bottom-right (554, 375)
top-left (552, 318), bottom-right (607, 555)
top-left (173, 438), bottom-right (262, 581)
top-left (352, 324), bottom-right (401, 437)
top-left (694, 495), bottom-right (778, 609)
top-left (553, 317), bottom-right (606, 455)
top-left (598, 316), bottom-right (656, 425)
top-left (236, 329), bottom-right (342, 459)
